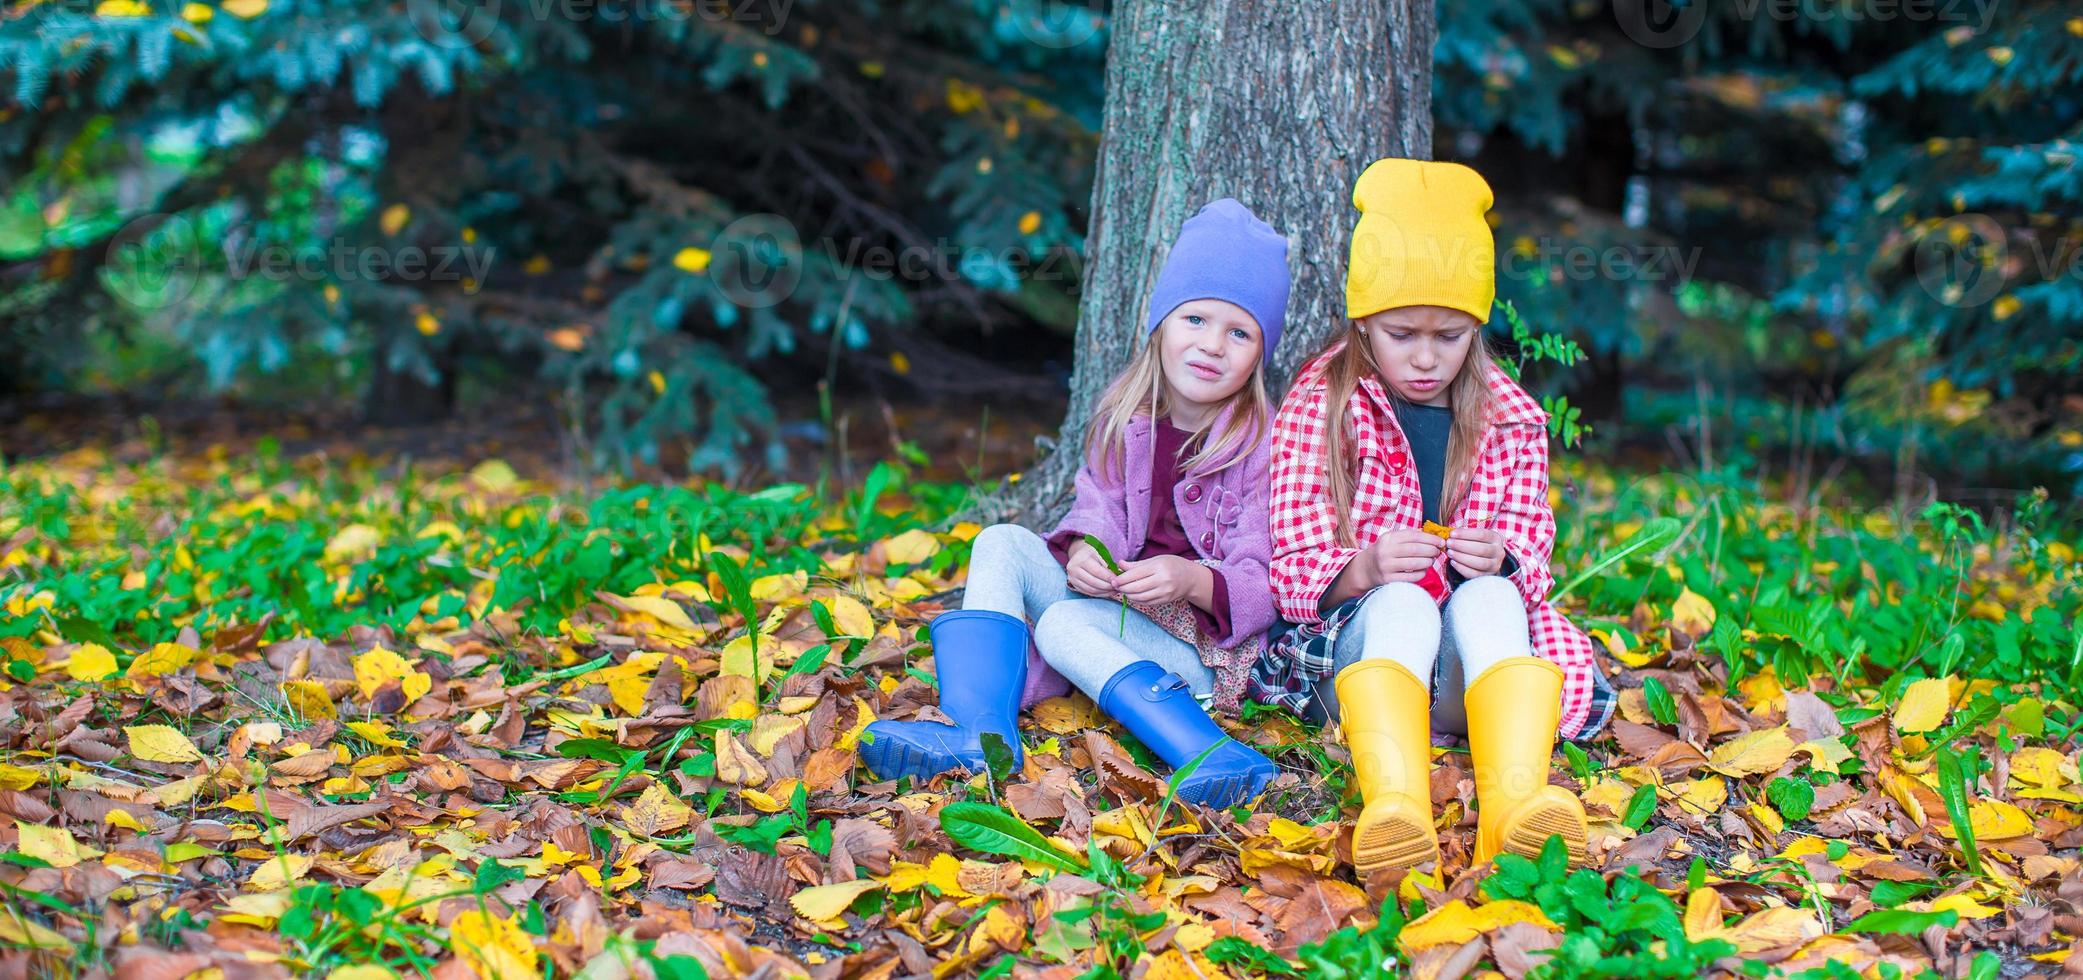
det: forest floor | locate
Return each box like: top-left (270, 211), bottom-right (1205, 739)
top-left (1, 418), bottom-right (2080, 979)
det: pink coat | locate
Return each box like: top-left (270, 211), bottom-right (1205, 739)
top-left (1029, 409), bottom-right (1277, 708)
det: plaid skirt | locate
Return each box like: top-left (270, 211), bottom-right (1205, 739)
top-left (1245, 588), bottom-right (1617, 743)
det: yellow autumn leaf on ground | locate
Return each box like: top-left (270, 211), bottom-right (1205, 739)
top-left (613, 594), bottom-right (698, 631)
top-left (379, 203), bottom-right (410, 236)
top-left (469, 458), bottom-right (519, 491)
top-left (95, 0), bottom-right (150, 16)
top-left (1671, 587), bottom-right (1716, 635)
top-left (1893, 676), bottom-right (1954, 733)
top-left (17, 822), bottom-right (85, 868)
top-left (126, 724), bottom-right (205, 764)
top-left (621, 783), bottom-right (693, 836)
top-left (2011, 747), bottom-right (2078, 790)
top-left (65, 643), bottom-right (118, 681)
top-left (126, 641), bottom-right (196, 678)
top-left (883, 529), bottom-right (941, 564)
top-left (1018, 211), bottom-right (1042, 235)
top-left (221, 0), bottom-right (266, 19)
top-left (248, 854), bottom-right (314, 890)
top-left (1399, 900), bottom-right (1558, 951)
top-left (451, 908), bottom-right (539, 980)
top-left (1934, 799), bottom-right (2035, 840)
top-left (1708, 726), bottom-right (1795, 778)
top-left (281, 679), bottom-right (337, 719)
top-left (1700, 906), bottom-right (1824, 953)
top-left (324, 523), bottom-right (383, 563)
top-left (353, 646), bottom-right (432, 705)
top-left (1666, 775), bottom-right (1728, 814)
top-left (789, 879), bottom-right (882, 928)
top-left (1682, 888), bottom-right (1723, 940)
top-left (828, 594), bottom-right (874, 637)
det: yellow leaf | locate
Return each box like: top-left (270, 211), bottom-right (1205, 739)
top-left (66, 643), bottom-right (118, 681)
top-left (415, 311), bottom-right (440, 336)
top-left (1707, 726), bottom-right (1795, 778)
top-left (1992, 295), bottom-right (2021, 321)
top-left (612, 594), bottom-right (697, 631)
top-left (621, 784), bottom-right (693, 836)
top-left (1924, 893), bottom-right (2002, 919)
top-left (281, 679), bottom-right (337, 720)
top-left (673, 247), bottom-right (712, 274)
top-left (17, 822), bottom-right (85, 868)
top-left (719, 634), bottom-right (774, 684)
top-left (126, 641), bottom-right (196, 679)
top-left (827, 595), bottom-right (874, 638)
top-left (1593, 628), bottom-right (1655, 668)
top-left (327, 966), bottom-right (399, 980)
top-left (1934, 799), bottom-right (2034, 840)
top-left (789, 879), bottom-right (882, 928)
top-left (1682, 888), bottom-right (1723, 941)
top-left (248, 854), bottom-right (314, 890)
top-left (126, 724), bottom-right (205, 764)
top-left (0, 764), bottom-right (42, 790)
top-left (95, 0), bottom-right (151, 16)
top-left (750, 714), bottom-right (806, 756)
top-left (343, 721), bottom-right (409, 748)
top-left (470, 458), bottom-right (519, 491)
top-left (1706, 906), bottom-right (1824, 953)
top-left (714, 731), bottom-right (768, 786)
top-left (380, 203), bottom-right (410, 236)
top-left (450, 908), bottom-right (538, 980)
top-left (352, 646), bottom-right (432, 705)
top-left (2010, 747), bottom-right (2076, 790)
top-left (1398, 900), bottom-right (1558, 952)
top-left (1986, 46), bottom-right (2013, 66)
top-left (1665, 775), bottom-right (1727, 814)
top-left (883, 529), bottom-right (941, 565)
top-left (1018, 211), bottom-right (1041, 235)
top-left (0, 911), bottom-right (70, 950)
top-left (1670, 588), bottom-right (1716, 636)
top-left (1893, 677), bottom-right (1953, 733)
top-left (324, 523), bottom-right (383, 563)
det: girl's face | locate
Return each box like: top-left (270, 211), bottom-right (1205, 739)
top-left (1357, 305), bottom-right (1480, 406)
top-left (1156, 299), bottom-right (1263, 421)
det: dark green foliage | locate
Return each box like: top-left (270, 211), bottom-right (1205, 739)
top-left (1, 0), bottom-right (1103, 470)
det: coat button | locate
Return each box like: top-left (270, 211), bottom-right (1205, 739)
top-left (1199, 531), bottom-right (1215, 550)
top-left (1183, 483), bottom-right (1203, 504)
top-left (1386, 451), bottom-right (1409, 472)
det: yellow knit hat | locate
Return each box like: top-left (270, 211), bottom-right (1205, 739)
top-left (1345, 158), bottom-right (1497, 323)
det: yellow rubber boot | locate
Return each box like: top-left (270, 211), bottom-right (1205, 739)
top-left (1466, 656), bottom-right (1588, 865)
top-left (1335, 660), bottom-right (1439, 877)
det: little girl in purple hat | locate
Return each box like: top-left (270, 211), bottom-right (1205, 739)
top-left (862, 198), bottom-right (1293, 807)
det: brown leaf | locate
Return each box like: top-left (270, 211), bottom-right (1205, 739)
top-left (1489, 921), bottom-right (1563, 979)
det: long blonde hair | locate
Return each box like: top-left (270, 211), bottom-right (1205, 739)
top-left (1083, 326), bottom-right (1272, 480)
top-left (1316, 320), bottom-right (1495, 546)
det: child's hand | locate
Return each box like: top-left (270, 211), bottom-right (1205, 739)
top-left (1065, 540), bottom-right (1120, 598)
top-left (1365, 528), bottom-right (1447, 587)
top-left (1445, 527), bottom-right (1509, 579)
top-left (1114, 555), bottom-right (1203, 605)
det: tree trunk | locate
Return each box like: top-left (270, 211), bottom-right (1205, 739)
top-left (1004, 0), bottom-right (1435, 525)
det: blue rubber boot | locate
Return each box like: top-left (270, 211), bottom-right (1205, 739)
top-left (1099, 661), bottom-right (1279, 808)
top-left (859, 609), bottom-right (1026, 782)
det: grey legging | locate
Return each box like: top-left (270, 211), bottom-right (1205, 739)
top-left (1304, 575), bottom-right (1533, 732)
top-left (965, 523), bottom-right (1214, 700)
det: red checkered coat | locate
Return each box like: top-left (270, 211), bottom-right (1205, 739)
top-left (1265, 343), bottom-right (1610, 739)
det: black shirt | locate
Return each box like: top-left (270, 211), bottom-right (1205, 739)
top-left (1392, 397), bottom-right (1518, 583)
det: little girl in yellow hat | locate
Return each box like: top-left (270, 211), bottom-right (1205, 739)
top-left (1252, 158), bottom-right (1616, 876)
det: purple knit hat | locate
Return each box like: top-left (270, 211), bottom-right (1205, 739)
top-left (1143, 198), bottom-right (1291, 365)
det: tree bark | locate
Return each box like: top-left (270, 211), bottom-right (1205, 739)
top-left (1003, 0), bottom-right (1435, 525)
